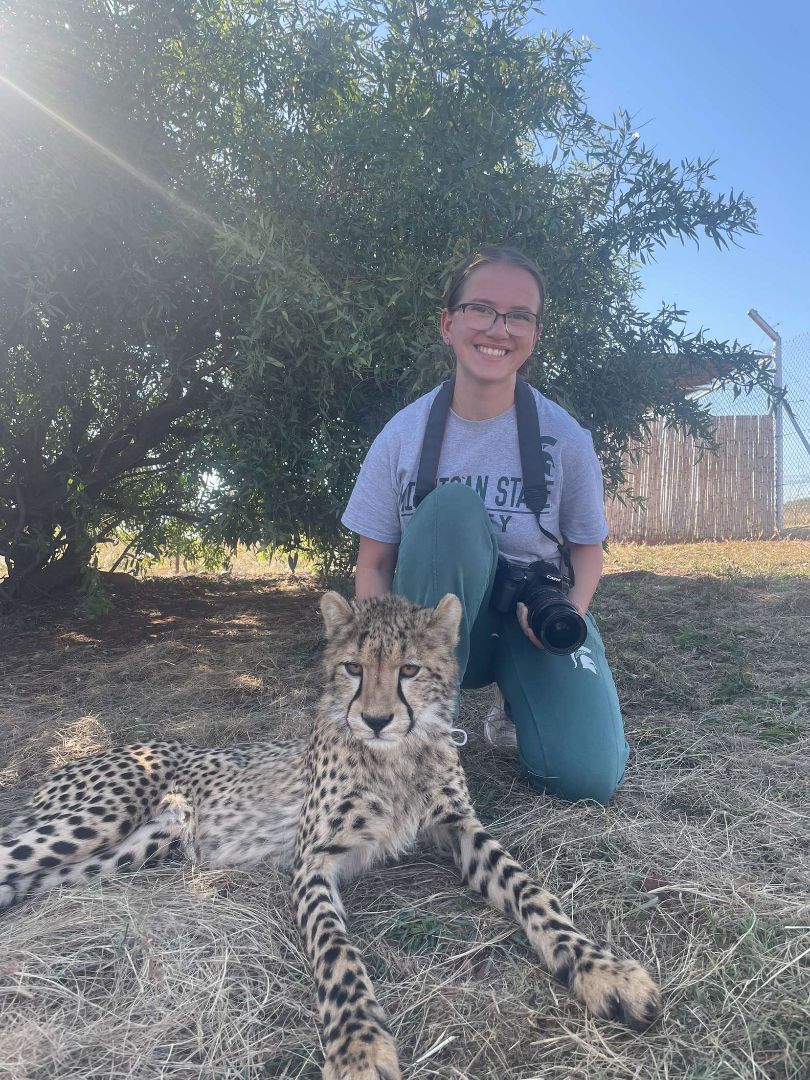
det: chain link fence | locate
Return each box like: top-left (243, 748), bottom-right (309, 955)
top-left (781, 333), bottom-right (810, 528)
top-left (695, 329), bottom-right (810, 534)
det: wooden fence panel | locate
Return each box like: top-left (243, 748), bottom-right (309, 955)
top-left (606, 415), bottom-right (775, 542)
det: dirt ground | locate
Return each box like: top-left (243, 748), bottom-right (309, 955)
top-left (1, 541), bottom-right (808, 1079)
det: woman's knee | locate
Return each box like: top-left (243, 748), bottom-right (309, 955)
top-left (521, 749), bottom-right (627, 805)
top-left (397, 482), bottom-right (497, 589)
top-left (414, 481), bottom-right (493, 532)
top-left (394, 483), bottom-right (499, 620)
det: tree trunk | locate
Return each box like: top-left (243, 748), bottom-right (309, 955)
top-left (0, 540), bottom-right (91, 604)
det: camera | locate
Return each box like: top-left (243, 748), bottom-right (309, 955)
top-left (490, 558), bottom-right (587, 655)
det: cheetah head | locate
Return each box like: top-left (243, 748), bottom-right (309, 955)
top-left (319, 592), bottom-right (462, 750)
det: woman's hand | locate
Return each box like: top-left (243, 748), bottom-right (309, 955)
top-left (516, 601), bottom-right (544, 649)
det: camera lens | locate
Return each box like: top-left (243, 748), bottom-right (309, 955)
top-left (534, 605), bottom-right (587, 653)
top-left (526, 595), bottom-right (587, 654)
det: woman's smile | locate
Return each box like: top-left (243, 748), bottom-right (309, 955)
top-left (476, 344), bottom-right (511, 358)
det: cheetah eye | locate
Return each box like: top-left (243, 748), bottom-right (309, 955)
top-left (343, 662), bottom-right (363, 677)
top-left (400, 664), bottom-right (421, 678)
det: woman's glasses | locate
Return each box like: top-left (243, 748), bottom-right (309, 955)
top-left (451, 303), bottom-right (539, 338)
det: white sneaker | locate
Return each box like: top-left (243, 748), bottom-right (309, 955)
top-left (483, 690), bottom-right (517, 748)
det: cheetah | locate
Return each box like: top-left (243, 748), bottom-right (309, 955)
top-left (1, 592), bottom-right (661, 1078)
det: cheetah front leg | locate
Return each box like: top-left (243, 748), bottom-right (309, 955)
top-left (292, 856), bottom-right (400, 1080)
top-left (432, 812), bottom-right (661, 1031)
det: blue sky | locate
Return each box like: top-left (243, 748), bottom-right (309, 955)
top-left (533, 1), bottom-right (809, 356)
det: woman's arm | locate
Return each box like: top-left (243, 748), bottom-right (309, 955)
top-left (355, 536), bottom-right (399, 599)
top-left (566, 541), bottom-right (604, 616)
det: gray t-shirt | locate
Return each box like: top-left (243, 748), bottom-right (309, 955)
top-left (342, 383), bottom-right (608, 565)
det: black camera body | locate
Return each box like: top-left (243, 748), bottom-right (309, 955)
top-left (490, 558), bottom-right (587, 655)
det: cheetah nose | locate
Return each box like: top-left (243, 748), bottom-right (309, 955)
top-left (363, 713), bottom-right (393, 735)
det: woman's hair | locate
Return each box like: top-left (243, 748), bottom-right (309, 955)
top-left (443, 245), bottom-right (546, 319)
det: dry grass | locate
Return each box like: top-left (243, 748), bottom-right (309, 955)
top-left (1, 542), bottom-right (808, 1079)
top-left (784, 498), bottom-right (810, 532)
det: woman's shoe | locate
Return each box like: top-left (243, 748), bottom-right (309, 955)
top-left (483, 690), bottom-right (517, 748)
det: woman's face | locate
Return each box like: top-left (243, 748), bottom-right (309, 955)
top-left (440, 263), bottom-right (542, 390)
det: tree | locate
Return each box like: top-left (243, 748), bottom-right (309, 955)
top-left (0, 0), bottom-right (772, 601)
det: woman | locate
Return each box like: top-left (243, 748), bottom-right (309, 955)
top-left (341, 246), bottom-right (628, 804)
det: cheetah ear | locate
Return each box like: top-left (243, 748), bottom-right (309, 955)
top-left (320, 590), bottom-right (355, 638)
top-left (430, 593), bottom-right (463, 646)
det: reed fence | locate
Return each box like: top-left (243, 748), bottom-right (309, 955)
top-left (606, 415), bottom-right (775, 542)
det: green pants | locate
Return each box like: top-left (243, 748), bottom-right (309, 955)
top-left (392, 484), bottom-right (629, 804)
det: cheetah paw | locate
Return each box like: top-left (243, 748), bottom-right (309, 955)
top-left (322, 1029), bottom-right (401, 1080)
top-left (571, 954), bottom-right (661, 1031)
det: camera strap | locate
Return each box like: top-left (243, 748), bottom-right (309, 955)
top-left (414, 376), bottom-right (575, 589)
top-left (413, 377), bottom-right (456, 509)
top-left (513, 378), bottom-right (575, 591)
